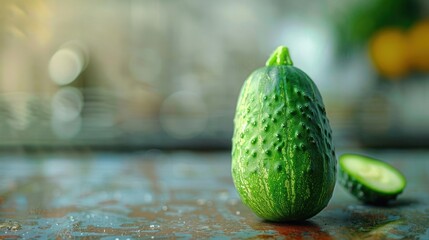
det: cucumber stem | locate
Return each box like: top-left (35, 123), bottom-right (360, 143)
top-left (265, 46), bottom-right (294, 67)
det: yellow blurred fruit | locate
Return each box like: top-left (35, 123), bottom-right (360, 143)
top-left (408, 19), bottom-right (429, 72)
top-left (369, 28), bottom-right (410, 79)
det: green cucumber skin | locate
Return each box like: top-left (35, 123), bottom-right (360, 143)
top-left (338, 167), bottom-right (399, 205)
top-left (231, 65), bottom-right (336, 221)
top-left (338, 154), bottom-right (404, 205)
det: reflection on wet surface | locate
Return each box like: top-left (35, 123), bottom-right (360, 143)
top-left (0, 151), bottom-right (428, 239)
top-left (0, 221), bottom-right (21, 231)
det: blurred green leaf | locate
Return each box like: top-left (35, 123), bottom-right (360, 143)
top-left (333, 0), bottom-right (420, 54)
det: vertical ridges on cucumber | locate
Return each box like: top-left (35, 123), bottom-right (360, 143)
top-left (232, 46), bottom-right (336, 221)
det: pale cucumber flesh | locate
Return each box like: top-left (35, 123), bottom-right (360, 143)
top-left (339, 154), bottom-right (406, 204)
top-left (341, 155), bottom-right (405, 193)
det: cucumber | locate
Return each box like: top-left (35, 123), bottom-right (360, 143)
top-left (339, 154), bottom-right (406, 204)
top-left (231, 46), bottom-right (336, 221)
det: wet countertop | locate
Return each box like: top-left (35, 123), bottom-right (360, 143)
top-left (0, 150), bottom-right (428, 239)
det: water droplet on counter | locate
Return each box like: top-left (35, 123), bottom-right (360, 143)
top-left (197, 199), bottom-right (206, 205)
top-left (150, 224), bottom-right (161, 229)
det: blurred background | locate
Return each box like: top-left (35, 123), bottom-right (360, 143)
top-left (0, 0), bottom-right (429, 150)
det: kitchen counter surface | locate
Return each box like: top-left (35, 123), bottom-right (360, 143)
top-left (0, 150), bottom-right (428, 239)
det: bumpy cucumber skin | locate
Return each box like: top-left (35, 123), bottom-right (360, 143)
top-left (231, 66), bottom-right (336, 221)
top-left (338, 155), bottom-right (404, 205)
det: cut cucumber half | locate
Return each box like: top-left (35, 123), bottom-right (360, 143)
top-left (339, 154), bottom-right (406, 204)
